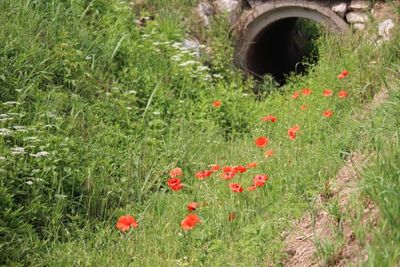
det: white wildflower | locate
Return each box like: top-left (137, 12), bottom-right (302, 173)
top-left (24, 136), bottom-right (40, 142)
top-left (178, 60), bottom-right (197, 67)
top-left (172, 42), bottom-right (182, 49)
top-left (3, 101), bottom-right (19, 106)
top-left (0, 156), bottom-right (6, 160)
top-left (0, 128), bottom-right (12, 136)
top-left (13, 125), bottom-right (28, 132)
top-left (11, 147), bottom-right (25, 155)
top-left (126, 107), bottom-right (132, 110)
top-left (171, 55), bottom-right (182, 61)
top-left (196, 66), bottom-right (209, 72)
top-left (30, 151), bottom-right (50, 158)
top-left (25, 181), bottom-right (33, 185)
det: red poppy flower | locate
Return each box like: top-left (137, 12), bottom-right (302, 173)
top-left (338, 90), bottom-right (348, 98)
top-left (220, 171), bottom-right (236, 180)
top-left (169, 167), bottom-right (183, 178)
top-left (247, 185), bottom-right (257, 191)
top-left (302, 88), bottom-right (312, 95)
top-left (337, 70), bottom-right (349, 79)
top-left (167, 178), bottom-right (184, 191)
top-left (223, 166), bottom-right (234, 173)
top-left (181, 214), bottom-right (201, 230)
top-left (300, 104), bottom-right (308, 110)
top-left (246, 162), bottom-right (257, 168)
top-left (323, 89), bottom-right (333, 97)
top-left (291, 91), bottom-right (299, 99)
top-left (209, 164), bottom-right (220, 172)
top-left (323, 110), bottom-right (333, 118)
top-left (116, 215), bottom-right (138, 232)
top-left (212, 100), bottom-right (221, 107)
top-left (229, 183), bottom-right (243, 193)
top-left (341, 70), bottom-right (349, 76)
top-left (187, 202), bottom-right (199, 211)
top-left (288, 125), bottom-right (300, 141)
top-left (265, 150), bottom-right (274, 157)
top-left (261, 115), bottom-right (277, 123)
top-left (253, 174), bottom-right (268, 187)
top-left (195, 170), bottom-right (213, 180)
top-left (255, 136), bottom-right (269, 148)
top-left (233, 165), bottom-right (247, 173)
top-left (228, 212), bottom-right (236, 222)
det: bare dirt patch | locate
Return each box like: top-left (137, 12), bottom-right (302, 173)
top-left (284, 86), bottom-right (390, 266)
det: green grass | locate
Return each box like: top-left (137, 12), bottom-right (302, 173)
top-left (0, 0), bottom-right (399, 266)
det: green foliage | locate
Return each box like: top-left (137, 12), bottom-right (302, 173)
top-left (0, 0), bottom-right (399, 266)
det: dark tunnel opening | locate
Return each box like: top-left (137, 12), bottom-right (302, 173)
top-left (245, 18), bottom-right (322, 85)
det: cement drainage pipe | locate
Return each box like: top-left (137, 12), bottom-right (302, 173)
top-left (234, 1), bottom-right (349, 84)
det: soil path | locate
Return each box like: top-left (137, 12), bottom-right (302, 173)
top-left (284, 88), bottom-right (389, 266)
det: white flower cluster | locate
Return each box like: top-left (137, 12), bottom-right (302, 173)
top-left (11, 147), bottom-right (25, 155)
top-left (29, 151), bottom-right (50, 158)
top-left (0, 128), bottom-right (12, 136)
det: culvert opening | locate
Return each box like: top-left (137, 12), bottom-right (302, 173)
top-left (245, 18), bottom-right (322, 85)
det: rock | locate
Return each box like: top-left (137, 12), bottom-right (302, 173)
top-left (353, 23), bottom-right (365, 31)
top-left (214, 0), bottom-right (239, 13)
top-left (196, 2), bottom-right (214, 26)
top-left (346, 12), bottom-right (369, 23)
top-left (378, 19), bottom-right (395, 41)
top-left (332, 2), bottom-right (348, 18)
top-left (349, 0), bottom-right (370, 11)
top-left (182, 38), bottom-right (201, 56)
top-left (247, 0), bottom-right (263, 8)
top-left (214, 0), bottom-right (241, 23)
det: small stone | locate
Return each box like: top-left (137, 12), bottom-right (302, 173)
top-left (349, 0), bottom-right (370, 11)
top-left (182, 38), bottom-right (201, 57)
top-left (346, 12), bottom-right (369, 23)
top-left (196, 2), bottom-right (214, 26)
top-left (378, 19), bottom-right (395, 41)
top-left (353, 23), bottom-right (366, 31)
top-left (286, 248), bottom-right (296, 257)
top-left (332, 3), bottom-right (348, 18)
top-left (214, 0), bottom-right (241, 23)
top-left (247, 0), bottom-right (263, 8)
top-left (214, 0), bottom-right (239, 13)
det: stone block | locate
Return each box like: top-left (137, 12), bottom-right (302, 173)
top-left (346, 12), bottom-right (369, 23)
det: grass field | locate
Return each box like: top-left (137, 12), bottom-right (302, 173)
top-left (0, 0), bottom-right (399, 266)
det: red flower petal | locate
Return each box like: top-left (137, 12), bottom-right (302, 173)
top-left (229, 183), bottom-right (244, 193)
top-left (212, 100), bottom-right (221, 107)
top-left (187, 202), bottom-right (199, 211)
top-left (302, 88), bottom-right (312, 95)
top-left (255, 136), bottom-right (269, 148)
top-left (338, 90), bottom-right (348, 98)
top-left (261, 115), bottom-right (277, 123)
top-left (323, 89), bottom-right (333, 97)
top-left (323, 110), bottom-right (333, 118)
top-left (116, 215), bottom-right (138, 231)
top-left (181, 214), bottom-right (201, 230)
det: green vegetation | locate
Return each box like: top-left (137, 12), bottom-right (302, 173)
top-left (0, 0), bottom-right (399, 266)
